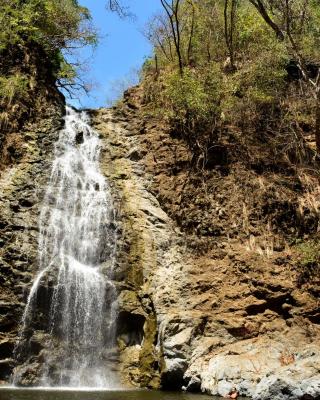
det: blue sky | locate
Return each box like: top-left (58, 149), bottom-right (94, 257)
top-left (69, 1), bottom-right (161, 109)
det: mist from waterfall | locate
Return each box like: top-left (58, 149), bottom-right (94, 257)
top-left (13, 107), bottom-right (117, 388)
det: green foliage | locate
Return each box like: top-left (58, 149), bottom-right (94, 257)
top-left (56, 59), bottom-right (78, 84)
top-left (0, 0), bottom-right (96, 86)
top-left (296, 240), bottom-right (320, 267)
top-left (0, 73), bottom-right (29, 130)
top-left (143, 0), bottom-right (320, 157)
top-left (163, 65), bottom-right (221, 126)
top-left (142, 62), bottom-right (223, 144)
top-left (0, 0), bottom-right (95, 52)
top-left (0, 74), bottom-right (29, 106)
top-left (295, 239), bottom-right (320, 286)
top-left (221, 40), bottom-right (288, 127)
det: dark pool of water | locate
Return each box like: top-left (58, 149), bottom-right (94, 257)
top-left (0, 389), bottom-right (220, 400)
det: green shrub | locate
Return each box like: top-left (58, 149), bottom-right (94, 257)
top-left (146, 64), bottom-right (222, 138)
top-left (0, 0), bottom-right (96, 86)
top-left (0, 73), bottom-right (29, 106)
top-left (143, 0), bottom-right (320, 153)
top-left (295, 239), bottom-right (320, 287)
top-left (296, 240), bottom-right (320, 266)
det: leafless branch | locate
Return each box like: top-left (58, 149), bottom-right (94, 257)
top-left (106, 0), bottom-right (134, 19)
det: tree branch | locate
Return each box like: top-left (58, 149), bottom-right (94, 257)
top-left (249, 0), bottom-right (285, 41)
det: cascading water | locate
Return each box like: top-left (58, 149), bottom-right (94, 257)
top-left (13, 107), bottom-right (118, 388)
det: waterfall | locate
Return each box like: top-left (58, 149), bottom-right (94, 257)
top-left (13, 107), bottom-right (117, 388)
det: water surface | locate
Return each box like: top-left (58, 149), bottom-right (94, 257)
top-left (0, 389), bottom-right (219, 400)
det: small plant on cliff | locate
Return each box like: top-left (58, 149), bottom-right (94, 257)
top-left (0, 74), bottom-right (28, 106)
top-left (295, 239), bottom-right (320, 287)
top-left (0, 73), bottom-right (30, 130)
top-left (279, 350), bottom-right (295, 366)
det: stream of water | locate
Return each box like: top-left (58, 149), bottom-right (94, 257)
top-left (13, 107), bottom-right (117, 387)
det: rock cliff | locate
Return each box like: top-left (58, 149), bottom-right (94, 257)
top-left (0, 95), bottom-right (64, 383)
top-left (90, 86), bottom-right (320, 400)
top-left (0, 79), bottom-right (319, 399)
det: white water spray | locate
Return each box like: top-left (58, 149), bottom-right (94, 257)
top-left (14, 107), bottom-right (117, 388)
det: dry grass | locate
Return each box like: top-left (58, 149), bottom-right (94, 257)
top-left (298, 172), bottom-right (320, 231)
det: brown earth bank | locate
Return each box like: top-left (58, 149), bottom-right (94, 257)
top-left (0, 75), bottom-right (319, 399)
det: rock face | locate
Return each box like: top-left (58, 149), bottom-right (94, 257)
top-left (89, 85), bottom-right (320, 399)
top-left (0, 79), bottom-right (319, 399)
top-left (0, 85), bottom-right (64, 383)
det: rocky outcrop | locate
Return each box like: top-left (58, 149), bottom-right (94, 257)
top-left (91, 108), bottom-right (190, 389)
top-left (89, 86), bottom-right (320, 399)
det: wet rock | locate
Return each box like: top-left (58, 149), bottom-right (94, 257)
top-left (117, 290), bottom-right (145, 316)
top-left (0, 86), bottom-right (63, 383)
top-left (161, 357), bottom-right (188, 389)
top-left (0, 339), bottom-right (15, 358)
top-left (117, 311), bottom-right (145, 346)
top-left (75, 130), bottom-right (84, 144)
top-left (14, 361), bottom-right (43, 387)
top-left (185, 374), bottom-right (202, 392)
top-left (0, 358), bottom-right (14, 380)
top-left (28, 331), bottom-right (51, 355)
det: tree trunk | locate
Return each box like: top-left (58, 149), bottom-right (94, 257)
top-left (315, 90), bottom-right (320, 153)
top-left (160, 0), bottom-right (183, 76)
top-left (224, 0), bottom-right (237, 71)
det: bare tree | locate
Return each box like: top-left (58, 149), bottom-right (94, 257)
top-left (249, 0), bottom-right (320, 152)
top-left (282, 0), bottom-right (320, 152)
top-left (224, 0), bottom-right (238, 71)
top-left (186, 0), bottom-right (196, 66)
top-left (143, 14), bottom-right (175, 62)
top-left (160, 0), bottom-right (184, 75)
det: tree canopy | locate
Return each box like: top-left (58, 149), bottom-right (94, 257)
top-left (142, 0), bottom-right (320, 156)
top-left (0, 0), bottom-right (96, 90)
